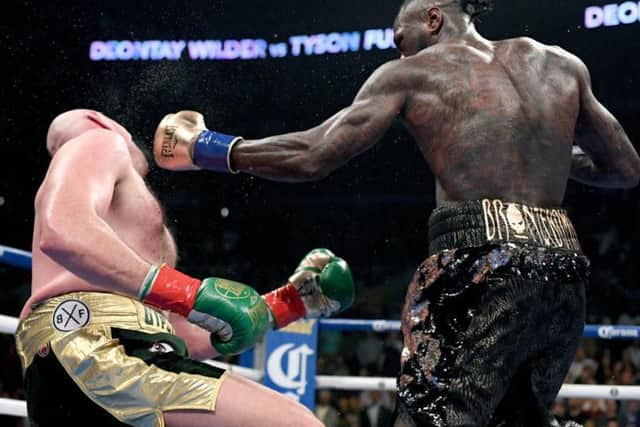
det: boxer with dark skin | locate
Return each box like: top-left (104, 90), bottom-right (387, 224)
top-left (155, 1), bottom-right (640, 425)
top-left (227, 1), bottom-right (640, 198)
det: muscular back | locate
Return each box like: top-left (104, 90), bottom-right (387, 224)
top-left (403, 37), bottom-right (580, 206)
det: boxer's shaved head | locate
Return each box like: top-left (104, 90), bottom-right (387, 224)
top-left (47, 109), bottom-right (132, 155)
top-left (394, 0), bottom-right (491, 57)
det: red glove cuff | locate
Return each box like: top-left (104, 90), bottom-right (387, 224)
top-left (143, 265), bottom-right (201, 317)
top-left (263, 283), bottom-right (306, 329)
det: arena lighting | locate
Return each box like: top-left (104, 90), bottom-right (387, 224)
top-left (89, 28), bottom-right (396, 61)
top-left (585, 1), bottom-right (640, 29)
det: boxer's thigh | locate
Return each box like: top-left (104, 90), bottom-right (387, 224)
top-left (163, 373), bottom-right (323, 427)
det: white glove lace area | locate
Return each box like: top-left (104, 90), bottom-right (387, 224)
top-left (294, 273), bottom-right (341, 318)
top-left (187, 310), bottom-right (234, 342)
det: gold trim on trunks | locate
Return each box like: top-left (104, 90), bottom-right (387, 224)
top-left (481, 199), bottom-right (581, 252)
top-left (16, 292), bottom-right (228, 427)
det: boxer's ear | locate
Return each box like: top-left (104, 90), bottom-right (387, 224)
top-left (86, 111), bottom-right (114, 130)
top-left (425, 7), bottom-right (444, 34)
top-left (87, 111), bottom-right (133, 143)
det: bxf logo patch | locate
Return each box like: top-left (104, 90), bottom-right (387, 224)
top-left (52, 300), bottom-right (90, 332)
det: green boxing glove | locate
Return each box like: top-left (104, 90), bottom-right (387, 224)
top-left (263, 249), bottom-right (355, 329)
top-left (139, 264), bottom-right (270, 355)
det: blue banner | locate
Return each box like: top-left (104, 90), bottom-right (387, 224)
top-left (263, 319), bottom-right (319, 410)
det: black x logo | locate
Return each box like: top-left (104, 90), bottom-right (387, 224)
top-left (61, 304), bottom-right (82, 328)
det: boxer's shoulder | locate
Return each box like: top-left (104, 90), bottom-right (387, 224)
top-left (498, 37), bottom-right (581, 71)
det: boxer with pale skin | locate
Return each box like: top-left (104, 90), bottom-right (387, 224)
top-left (16, 109), bottom-right (355, 427)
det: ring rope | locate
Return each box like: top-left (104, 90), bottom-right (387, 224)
top-left (2, 379), bottom-right (640, 419)
top-left (1, 245), bottom-right (638, 339)
top-left (2, 244), bottom-right (640, 420)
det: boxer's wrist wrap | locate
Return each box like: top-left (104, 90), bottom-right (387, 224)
top-left (193, 130), bottom-right (243, 174)
top-left (138, 264), bottom-right (201, 317)
top-left (263, 283), bottom-right (307, 329)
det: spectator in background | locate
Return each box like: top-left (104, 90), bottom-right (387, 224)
top-left (378, 331), bottom-right (402, 378)
top-left (356, 332), bottom-right (384, 374)
top-left (596, 349), bottom-right (615, 385)
top-left (359, 390), bottom-right (393, 427)
top-left (567, 398), bottom-right (590, 425)
top-left (336, 394), bottom-right (359, 427)
top-left (617, 400), bottom-right (640, 426)
top-left (604, 401), bottom-right (619, 426)
top-left (624, 342), bottom-right (640, 371)
top-left (319, 329), bottom-right (344, 359)
top-left (553, 400), bottom-right (571, 425)
top-left (316, 390), bottom-right (340, 427)
top-left (569, 344), bottom-right (599, 383)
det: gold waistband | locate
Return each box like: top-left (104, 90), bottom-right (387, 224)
top-left (428, 199), bottom-right (582, 254)
top-left (16, 291), bottom-right (174, 368)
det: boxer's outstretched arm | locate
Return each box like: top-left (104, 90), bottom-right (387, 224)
top-left (570, 58), bottom-right (640, 188)
top-left (231, 61), bottom-right (407, 181)
top-left (37, 129), bottom-right (152, 296)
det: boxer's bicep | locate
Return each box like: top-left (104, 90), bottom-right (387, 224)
top-left (334, 61), bottom-right (406, 149)
top-left (324, 84), bottom-right (404, 155)
top-left (305, 61), bottom-right (406, 168)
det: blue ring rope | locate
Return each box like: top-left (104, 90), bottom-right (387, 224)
top-left (2, 245), bottom-right (637, 340)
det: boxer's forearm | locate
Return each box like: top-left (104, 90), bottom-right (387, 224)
top-left (155, 62), bottom-right (404, 177)
top-left (569, 146), bottom-right (639, 188)
top-left (169, 314), bottom-right (222, 360)
top-left (571, 111), bottom-right (640, 189)
top-left (231, 113), bottom-right (352, 181)
top-left (231, 133), bottom-right (331, 181)
top-left (573, 60), bottom-right (640, 188)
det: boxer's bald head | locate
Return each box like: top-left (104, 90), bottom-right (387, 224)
top-left (46, 109), bottom-right (132, 155)
top-left (394, 0), bottom-right (492, 56)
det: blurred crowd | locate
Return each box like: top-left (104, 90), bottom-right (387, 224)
top-left (0, 195), bottom-right (639, 426)
top-left (1, 323), bottom-right (640, 427)
top-left (313, 330), bottom-right (640, 427)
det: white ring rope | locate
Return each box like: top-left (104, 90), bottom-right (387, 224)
top-left (0, 398), bottom-right (27, 418)
top-left (203, 359), bottom-right (263, 382)
top-left (315, 376), bottom-right (640, 400)
top-left (0, 314), bottom-right (18, 335)
top-left (2, 239), bottom-right (640, 417)
top-left (3, 314), bottom-right (640, 419)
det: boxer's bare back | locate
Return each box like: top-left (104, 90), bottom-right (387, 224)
top-left (229, 3), bottom-right (640, 204)
top-left (398, 37), bottom-right (583, 205)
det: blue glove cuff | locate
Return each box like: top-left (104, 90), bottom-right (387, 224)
top-left (193, 130), bottom-right (242, 173)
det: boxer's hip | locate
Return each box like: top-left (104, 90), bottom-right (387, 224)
top-left (395, 199), bottom-right (591, 425)
top-left (398, 245), bottom-right (588, 425)
top-left (427, 198), bottom-right (583, 255)
top-left (16, 291), bottom-right (227, 427)
top-left (16, 291), bottom-right (176, 366)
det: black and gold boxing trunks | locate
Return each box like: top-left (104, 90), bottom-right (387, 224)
top-left (15, 292), bottom-right (228, 427)
top-left (396, 199), bottom-right (590, 427)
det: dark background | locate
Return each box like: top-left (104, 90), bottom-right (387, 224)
top-left (1, 0), bottom-right (639, 321)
